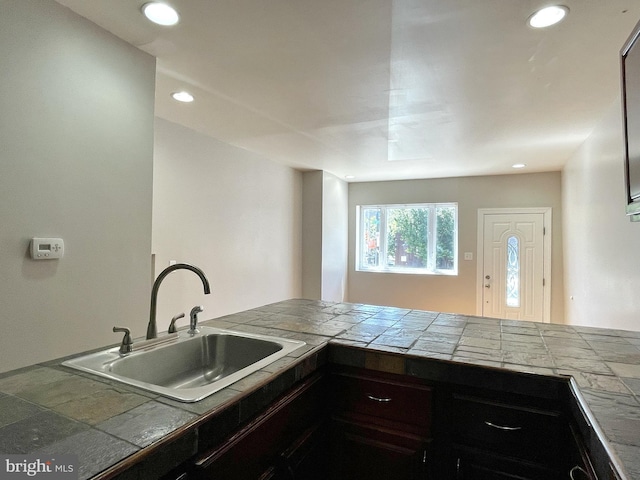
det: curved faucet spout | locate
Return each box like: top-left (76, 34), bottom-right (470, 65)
top-left (147, 263), bottom-right (211, 339)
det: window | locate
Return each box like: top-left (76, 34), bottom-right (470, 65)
top-left (506, 235), bottom-right (520, 307)
top-left (356, 203), bottom-right (458, 275)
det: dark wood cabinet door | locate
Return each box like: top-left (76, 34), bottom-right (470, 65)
top-left (194, 372), bottom-right (327, 480)
top-left (275, 421), bottom-right (329, 480)
top-left (330, 418), bottom-right (430, 480)
top-left (450, 446), bottom-right (563, 480)
top-left (329, 366), bottom-right (433, 480)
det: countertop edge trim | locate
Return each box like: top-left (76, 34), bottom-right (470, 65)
top-left (569, 377), bottom-right (628, 480)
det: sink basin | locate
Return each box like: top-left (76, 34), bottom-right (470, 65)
top-left (62, 326), bottom-right (306, 402)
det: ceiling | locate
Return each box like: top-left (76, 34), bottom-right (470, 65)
top-left (54, 0), bottom-right (640, 182)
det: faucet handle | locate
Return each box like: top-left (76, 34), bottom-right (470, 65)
top-left (188, 305), bottom-right (204, 334)
top-left (168, 313), bottom-right (185, 334)
top-left (113, 326), bottom-right (132, 354)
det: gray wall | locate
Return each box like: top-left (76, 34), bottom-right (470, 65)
top-left (563, 100), bottom-right (640, 331)
top-left (0, 1), bottom-right (155, 373)
top-left (152, 118), bottom-right (303, 330)
top-left (348, 172), bottom-right (564, 322)
top-left (302, 172), bottom-right (323, 300)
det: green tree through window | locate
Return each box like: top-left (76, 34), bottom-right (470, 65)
top-left (357, 203), bottom-right (457, 274)
top-left (387, 208), bottom-right (428, 267)
top-left (436, 206), bottom-right (455, 269)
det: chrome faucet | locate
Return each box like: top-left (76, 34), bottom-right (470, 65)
top-left (168, 312), bottom-right (185, 334)
top-left (188, 305), bottom-right (203, 334)
top-left (113, 326), bottom-right (133, 354)
top-left (146, 263), bottom-right (211, 340)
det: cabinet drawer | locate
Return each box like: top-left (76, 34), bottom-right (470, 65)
top-left (450, 393), bottom-right (565, 463)
top-left (332, 371), bottom-right (432, 430)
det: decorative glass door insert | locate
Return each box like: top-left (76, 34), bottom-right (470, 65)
top-left (506, 236), bottom-right (520, 307)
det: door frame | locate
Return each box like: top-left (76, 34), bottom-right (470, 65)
top-left (475, 207), bottom-right (552, 323)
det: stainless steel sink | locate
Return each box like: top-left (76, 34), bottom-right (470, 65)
top-left (62, 326), bottom-right (306, 402)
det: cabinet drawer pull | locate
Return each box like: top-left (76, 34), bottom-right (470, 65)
top-left (366, 394), bottom-right (392, 403)
top-left (569, 465), bottom-right (589, 480)
top-left (484, 420), bottom-right (522, 431)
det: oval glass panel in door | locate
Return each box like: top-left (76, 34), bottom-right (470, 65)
top-left (506, 235), bottom-right (520, 307)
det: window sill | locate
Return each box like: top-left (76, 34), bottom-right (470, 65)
top-left (355, 268), bottom-right (458, 276)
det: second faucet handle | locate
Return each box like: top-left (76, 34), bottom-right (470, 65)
top-left (188, 305), bottom-right (204, 334)
top-left (168, 313), bottom-right (185, 334)
top-left (113, 326), bottom-right (132, 354)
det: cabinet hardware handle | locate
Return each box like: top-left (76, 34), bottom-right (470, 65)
top-left (366, 394), bottom-right (392, 403)
top-left (569, 465), bottom-right (589, 480)
top-left (484, 420), bottom-right (522, 431)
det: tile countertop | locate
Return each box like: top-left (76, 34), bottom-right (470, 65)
top-left (1, 299), bottom-right (640, 479)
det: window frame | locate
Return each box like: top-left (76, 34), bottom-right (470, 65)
top-left (355, 202), bottom-right (458, 275)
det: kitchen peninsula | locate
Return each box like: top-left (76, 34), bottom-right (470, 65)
top-left (0, 299), bottom-right (639, 479)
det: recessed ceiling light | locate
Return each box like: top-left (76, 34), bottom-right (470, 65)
top-left (527, 5), bottom-right (568, 28)
top-left (345, 175), bottom-right (356, 180)
top-left (171, 91), bottom-right (194, 103)
top-left (512, 163), bottom-right (526, 169)
top-left (142, 2), bottom-right (180, 26)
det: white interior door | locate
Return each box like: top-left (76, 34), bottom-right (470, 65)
top-left (481, 212), bottom-right (546, 322)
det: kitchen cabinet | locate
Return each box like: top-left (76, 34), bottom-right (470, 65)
top-left (192, 371), bottom-right (329, 480)
top-left (159, 365), bottom-right (600, 480)
top-left (328, 366), bottom-right (434, 480)
top-left (437, 385), bottom-right (597, 480)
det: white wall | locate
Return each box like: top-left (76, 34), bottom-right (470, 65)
top-left (152, 118), bottom-right (302, 330)
top-left (321, 173), bottom-right (349, 302)
top-left (301, 171), bottom-right (348, 302)
top-left (0, 1), bottom-right (155, 373)
top-left (348, 173), bottom-right (564, 322)
top-left (563, 100), bottom-right (640, 331)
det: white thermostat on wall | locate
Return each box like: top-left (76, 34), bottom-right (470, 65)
top-left (30, 237), bottom-right (64, 260)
